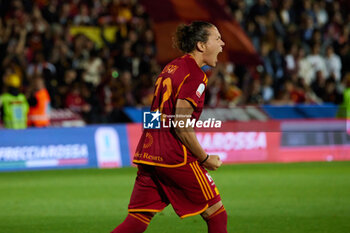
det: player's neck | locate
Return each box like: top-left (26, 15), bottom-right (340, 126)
top-left (188, 52), bottom-right (205, 68)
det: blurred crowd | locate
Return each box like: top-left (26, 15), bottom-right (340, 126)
top-left (0, 0), bottom-right (158, 127)
top-left (0, 0), bottom-right (350, 128)
top-left (210, 0), bottom-right (350, 107)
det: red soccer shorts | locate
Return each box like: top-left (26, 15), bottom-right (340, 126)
top-left (128, 161), bottom-right (221, 218)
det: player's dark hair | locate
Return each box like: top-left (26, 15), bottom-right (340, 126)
top-left (174, 21), bottom-right (214, 53)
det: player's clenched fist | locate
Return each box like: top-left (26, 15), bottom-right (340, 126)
top-left (203, 155), bottom-right (222, 170)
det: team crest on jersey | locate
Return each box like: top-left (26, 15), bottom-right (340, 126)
top-left (196, 83), bottom-right (205, 98)
top-left (161, 64), bottom-right (179, 74)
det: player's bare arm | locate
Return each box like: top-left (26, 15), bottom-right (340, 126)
top-left (174, 99), bottom-right (222, 170)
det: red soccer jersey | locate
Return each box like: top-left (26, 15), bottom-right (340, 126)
top-left (133, 54), bottom-right (208, 167)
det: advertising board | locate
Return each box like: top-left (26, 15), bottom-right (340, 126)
top-left (0, 125), bottom-right (131, 171)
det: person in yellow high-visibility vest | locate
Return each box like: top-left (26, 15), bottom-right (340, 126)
top-left (0, 74), bottom-right (29, 129)
top-left (341, 74), bottom-right (350, 118)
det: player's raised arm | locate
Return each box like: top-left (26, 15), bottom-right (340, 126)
top-left (174, 99), bottom-right (222, 170)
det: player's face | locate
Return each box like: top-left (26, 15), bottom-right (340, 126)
top-left (203, 26), bottom-right (225, 67)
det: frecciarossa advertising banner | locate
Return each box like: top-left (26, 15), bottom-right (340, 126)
top-left (126, 120), bottom-right (350, 164)
top-left (0, 125), bottom-right (131, 172)
top-left (126, 123), bottom-right (281, 164)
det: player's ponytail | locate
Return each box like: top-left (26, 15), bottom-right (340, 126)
top-left (174, 21), bottom-right (213, 53)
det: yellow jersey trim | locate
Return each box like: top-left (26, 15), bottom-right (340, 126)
top-left (175, 73), bottom-right (190, 98)
top-left (180, 204), bottom-right (209, 219)
top-left (133, 213), bottom-right (151, 222)
top-left (194, 162), bottom-right (214, 199)
top-left (191, 162), bottom-right (212, 199)
top-left (129, 213), bottom-right (150, 225)
top-left (190, 163), bottom-right (209, 200)
top-left (128, 208), bottom-right (163, 213)
top-left (208, 206), bottom-right (226, 219)
top-left (185, 97), bottom-right (198, 108)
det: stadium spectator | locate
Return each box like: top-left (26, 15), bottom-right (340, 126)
top-left (306, 43), bottom-right (327, 83)
top-left (260, 41), bottom-right (274, 77)
top-left (206, 63), bottom-right (242, 107)
top-left (284, 43), bottom-right (299, 76)
top-left (57, 69), bottom-right (77, 108)
top-left (73, 4), bottom-right (92, 25)
top-left (133, 73), bottom-right (154, 106)
top-left (311, 70), bottom-right (326, 100)
top-left (313, 1), bottom-right (328, 28)
top-left (261, 73), bottom-right (274, 103)
top-left (278, 0), bottom-right (295, 27)
top-left (325, 45), bottom-right (342, 82)
top-left (249, 0), bottom-right (269, 17)
top-left (64, 82), bottom-right (91, 115)
top-left (297, 47), bottom-right (314, 86)
top-left (322, 78), bottom-right (342, 104)
top-left (82, 50), bottom-right (104, 87)
top-left (269, 39), bottom-right (285, 80)
top-left (207, 70), bottom-right (225, 107)
top-left (272, 79), bottom-right (306, 104)
top-left (301, 15), bottom-right (316, 44)
top-left (27, 52), bottom-right (56, 79)
top-left (266, 9), bottom-right (285, 38)
top-left (248, 78), bottom-right (264, 104)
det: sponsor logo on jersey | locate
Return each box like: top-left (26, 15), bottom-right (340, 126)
top-left (196, 83), bottom-right (205, 98)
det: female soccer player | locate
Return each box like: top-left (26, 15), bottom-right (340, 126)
top-left (111, 21), bottom-right (227, 233)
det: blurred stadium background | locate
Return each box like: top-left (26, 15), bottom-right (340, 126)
top-left (0, 0), bottom-right (349, 232)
